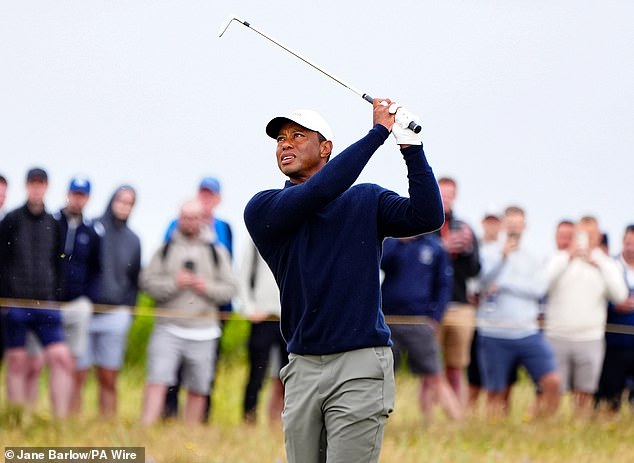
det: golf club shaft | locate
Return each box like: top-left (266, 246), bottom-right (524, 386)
top-left (222, 17), bottom-right (422, 133)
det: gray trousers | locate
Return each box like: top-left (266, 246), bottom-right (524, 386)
top-left (280, 346), bottom-right (395, 463)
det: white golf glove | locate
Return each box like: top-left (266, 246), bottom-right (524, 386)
top-left (392, 107), bottom-right (423, 146)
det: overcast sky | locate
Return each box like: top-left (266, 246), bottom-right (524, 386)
top-left (1, 0), bottom-right (633, 264)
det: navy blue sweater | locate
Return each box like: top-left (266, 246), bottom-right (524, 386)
top-left (381, 234), bottom-right (452, 321)
top-left (244, 125), bottom-right (444, 355)
top-left (54, 209), bottom-right (102, 302)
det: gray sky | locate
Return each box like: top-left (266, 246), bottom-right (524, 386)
top-left (2, 0), bottom-right (633, 263)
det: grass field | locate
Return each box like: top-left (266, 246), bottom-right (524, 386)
top-left (1, 359), bottom-right (633, 463)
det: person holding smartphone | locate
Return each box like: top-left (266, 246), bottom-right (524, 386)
top-left (140, 199), bottom-right (237, 425)
top-left (544, 216), bottom-right (628, 416)
top-left (476, 206), bottom-right (561, 418)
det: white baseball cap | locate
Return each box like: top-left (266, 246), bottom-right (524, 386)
top-left (266, 109), bottom-right (333, 141)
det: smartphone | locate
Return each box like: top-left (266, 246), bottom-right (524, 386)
top-left (183, 260), bottom-right (195, 272)
top-left (575, 231), bottom-right (589, 250)
top-left (507, 231), bottom-right (520, 241)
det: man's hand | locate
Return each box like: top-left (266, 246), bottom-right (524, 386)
top-left (373, 98), bottom-right (395, 132)
top-left (191, 276), bottom-right (208, 295)
top-left (502, 233), bottom-right (520, 258)
top-left (392, 108), bottom-right (423, 147)
top-left (443, 224), bottom-right (474, 255)
top-left (176, 269), bottom-right (195, 289)
top-left (615, 295), bottom-right (634, 313)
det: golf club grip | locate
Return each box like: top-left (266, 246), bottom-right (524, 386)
top-left (362, 94), bottom-right (422, 134)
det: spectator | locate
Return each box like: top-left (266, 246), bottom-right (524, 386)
top-left (596, 224), bottom-right (634, 412)
top-left (163, 176), bottom-right (234, 421)
top-left (0, 168), bottom-right (74, 417)
top-left (381, 234), bottom-right (462, 422)
top-left (75, 185), bottom-right (141, 417)
top-left (0, 174), bottom-right (7, 220)
top-left (239, 239), bottom-right (287, 425)
top-left (476, 206), bottom-right (561, 418)
top-left (554, 220), bottom-right (575, 251)
top-left (140, 199), bottom-right (236, 425)
top-left (435, 177), bottom-right (481, 404)
top-left (468, 208), bottom-right (504, 408)
top-left (544, 216), bottom-right (628, 415)
top-left (25, 176), bottom-right (102, 413)
top-left (0, 173), bottom-right (8, 362)
top-left (164, 176), bottom-right (233, 255)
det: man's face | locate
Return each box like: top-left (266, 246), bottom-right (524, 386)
top-left (0, 182), bottom-right (7, 209)
top-left (503, 211), bottom-right (526, 238)
top-left (555, 223), bottom-right (575, 250)
top-left (622, 231), bottom-right (634, 262)
top-left (275, 121), bottom-right (331, 183)
top-left (197, 188), bottom-right (221, 218)
top-left (438, 181), bottom-right (456, 214)
top-left (179, 206), bottom-right (203, 237)
top-left (481, 216), bottom-right (501, 241)
top-left (112, 189), bottom-right (135, 221)
top-left (66, 191), bottom-right (89, 215)
top-left (576, 220), bottom-right (601, 249)
top-left (26, 179), bottom-right (48, 206)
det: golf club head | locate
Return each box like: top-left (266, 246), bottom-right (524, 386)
top-left (218, 15), bottom-right (246, 37)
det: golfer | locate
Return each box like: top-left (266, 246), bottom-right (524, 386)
top-left (244, 99), bottom-right (444, 463)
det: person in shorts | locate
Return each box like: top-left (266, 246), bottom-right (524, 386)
top-left (75, 185), bottom-right (141, 417)
top-left (140, 199), bottom-right (236, 425)
top-left (0, 168), bottom-right (74, 417)
top-left (477, 206), bottom-right (561, 418)
top-left (381, 234), bottom-right (462, 421)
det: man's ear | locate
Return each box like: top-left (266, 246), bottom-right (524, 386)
top-left (319, 140), bottom-right (333, 159)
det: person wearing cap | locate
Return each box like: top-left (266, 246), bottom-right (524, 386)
top-left (244, 100), bottom-right (444, 463)
top-left (0, 167), bottom-right (74, 417)
top-left (467, 207), bottom-right (503, 407)
top-left (23, 176), bottom-right (103, 413)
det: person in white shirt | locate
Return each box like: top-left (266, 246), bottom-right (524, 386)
top-left (544, 216), bottom-right (628, 415)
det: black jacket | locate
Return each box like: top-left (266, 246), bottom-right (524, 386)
top-left (0, 204), bottom-right (63, 300)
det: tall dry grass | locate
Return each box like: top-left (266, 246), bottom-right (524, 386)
top-left (1, 361), bottom-right (633, 463)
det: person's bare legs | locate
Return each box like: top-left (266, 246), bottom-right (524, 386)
top-left (535, 372), bottom-right (561, 418)
top-left (25, 353), bottom-right (45, 410)
top-left (572, 390), bottom-right (593, 418)
top-left (71, 369), bottom-right (89, 415)
top-left (433, 374), bottom-right (464, 420)
top-left (445, 367), bottom-right (466, 405)
top-left (183, 391), bottom-right (207, 425)
top-left (268, 378), bottom-right (285, 424)
top-left (141, 383), bottom-right (168, 425)
top-left (5, 348), bottom-right (29, 406)
top-left (44, 342), bottom-right (74, 418)
top-left (96, 367), bottom-right (119, 418)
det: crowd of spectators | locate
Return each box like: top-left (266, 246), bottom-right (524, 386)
top-left (0, 169), bottom-right (633, 424)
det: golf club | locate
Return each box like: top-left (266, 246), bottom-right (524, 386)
top-left (218, 15), bottom-right (422, 134)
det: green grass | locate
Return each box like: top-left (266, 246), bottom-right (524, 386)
top-left (1, 361), bottom-right (633, 463)
top-left (1, 308), bottom-right (633, 462)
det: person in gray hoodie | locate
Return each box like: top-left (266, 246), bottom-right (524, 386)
top-left (74, 185), bottom-right (141, 417)
top-left (140, 199), bottom-right (236, 425)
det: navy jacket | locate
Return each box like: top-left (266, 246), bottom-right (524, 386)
top-left (54, 209), bottom-right (102, 302)
top-left (244, 125), bottom-right (444, 355)
top-left (381, 234), bottom-right (453, 321)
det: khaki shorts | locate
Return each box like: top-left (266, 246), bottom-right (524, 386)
top-left (438, 304), bottom-right (476, 368)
